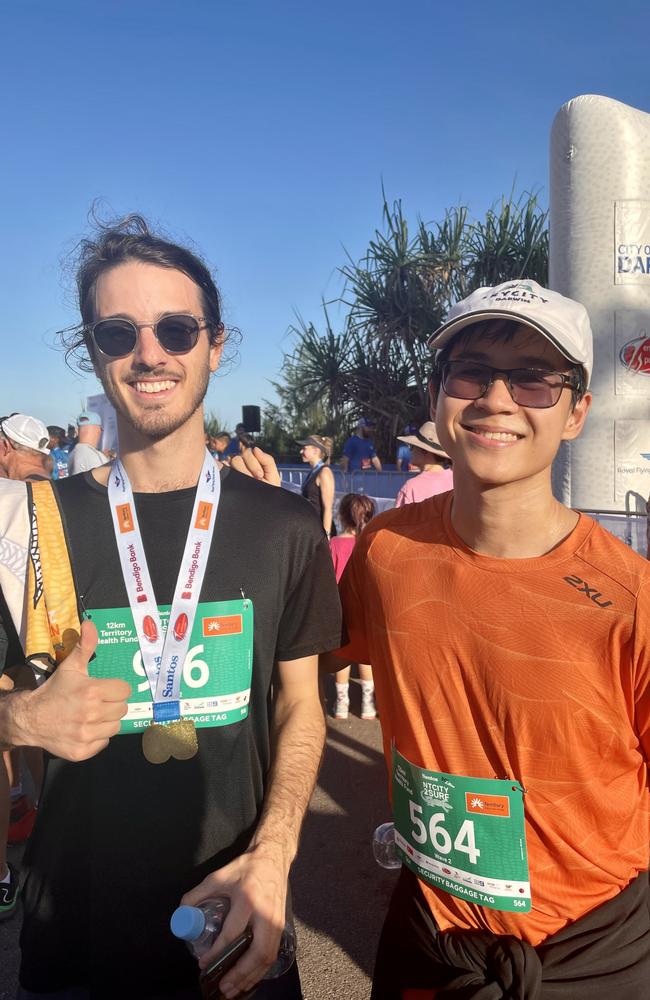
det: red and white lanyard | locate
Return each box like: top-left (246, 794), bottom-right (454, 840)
top-left (107, 450), bottom-right (220, 722)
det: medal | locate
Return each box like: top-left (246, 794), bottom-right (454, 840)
top-left (108, 450), bottom-right (220, 763)
top-left (142, 719), bottom-right (199, 764)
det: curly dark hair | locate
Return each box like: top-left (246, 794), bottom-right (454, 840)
top-left (59, 212), bottom-right (239, 372)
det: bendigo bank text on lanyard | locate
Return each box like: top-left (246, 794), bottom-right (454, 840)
top-left (108, 449), bottom-right (219, 763)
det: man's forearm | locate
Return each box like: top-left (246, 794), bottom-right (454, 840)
top-left (249, 671), bottom-right (326, 870)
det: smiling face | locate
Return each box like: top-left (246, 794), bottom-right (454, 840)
top-left (431, 322), bottom-right (591, 490)
top-left (90, 261), bottom-right (222, 442)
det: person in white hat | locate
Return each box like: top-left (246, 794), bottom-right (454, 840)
top-left (394, 421), bottom-right (453, 507)
top-left (0, 412), bottom-right (50, 922)
top-left (0, 413), bottom-right (51, 483)
top-left (324, 279), bottom-right (650, 996)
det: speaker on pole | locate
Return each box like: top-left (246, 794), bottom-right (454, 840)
top-left (241, 405), bottom-right (261, 434)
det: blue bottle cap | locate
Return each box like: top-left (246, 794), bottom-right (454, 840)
top-left (170, 905), bottom-right (206, 942)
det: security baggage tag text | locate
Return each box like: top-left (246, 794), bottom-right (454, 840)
top-left (392, 747), bottom-right (531, 913)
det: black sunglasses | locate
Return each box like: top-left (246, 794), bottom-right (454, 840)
top-left (88, 314), bottom-right (209, 359)
top-left (440, 360), bottom-right (581, 409)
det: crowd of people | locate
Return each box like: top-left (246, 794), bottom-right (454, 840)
top-left (0, 214), bottom-right (649, 1000)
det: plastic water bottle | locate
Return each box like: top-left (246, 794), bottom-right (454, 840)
top-left (372, 822), bottom-right (402, 869)
top-left (170, 897), bottom-right (296, 978)
top-left (171, 898), bottom-right (231, 959)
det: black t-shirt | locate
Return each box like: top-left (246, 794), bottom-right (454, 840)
top-left (17, 467), bottom-right (341, 997)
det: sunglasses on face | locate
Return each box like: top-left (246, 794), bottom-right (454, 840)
top-left (88, 314), bottom-right (210, 359)
top-left (440, 360), bottom-right (581, 409)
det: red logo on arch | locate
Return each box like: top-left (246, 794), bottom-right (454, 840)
top-left (619, 334), bottom-right (650, 375)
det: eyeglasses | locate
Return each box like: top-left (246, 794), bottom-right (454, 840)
top-left (88, 314), bottom-right (210, 359)
top-left (440, 361), bottom-right (581, 409)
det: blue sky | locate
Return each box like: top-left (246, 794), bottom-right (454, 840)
top-left (2, 0), bottom-right (649, 430)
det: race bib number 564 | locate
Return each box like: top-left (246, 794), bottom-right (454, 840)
top-left (392, 747), bottom-right (531, 913)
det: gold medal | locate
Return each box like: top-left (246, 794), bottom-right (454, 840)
top-left (142, 718), bottom-right (198, 764)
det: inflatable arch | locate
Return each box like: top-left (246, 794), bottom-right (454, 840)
top-left (550, 94), bottom-right (650, 514)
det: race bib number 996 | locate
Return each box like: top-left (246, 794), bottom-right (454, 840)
top-left (392, 747), bottom-right (531, 912)
top-left (88, 599), bottom-right (253, 733)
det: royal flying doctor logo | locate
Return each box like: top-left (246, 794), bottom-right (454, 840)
top-left (619, 332), bottom-right (650, 376)
top-left (142, 615), bottom-right (158, 643)
top-left (173, 612), bottom-right (189, 641)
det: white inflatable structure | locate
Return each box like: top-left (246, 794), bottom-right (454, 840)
top-left (550, 95), bottom-right (650, 514)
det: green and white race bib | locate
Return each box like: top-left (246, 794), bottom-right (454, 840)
top-left (392, 747), bottom-right (531, 912)
top-left (88, 599), bottom-right (253, 734)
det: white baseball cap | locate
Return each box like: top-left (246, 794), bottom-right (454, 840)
top-left (428, 280), bottom-right (593, 387)
top-left (0, 413), bottom-right (50, 454)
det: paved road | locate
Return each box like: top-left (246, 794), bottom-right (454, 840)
top-left (0, 679), bottom-right (398, 998)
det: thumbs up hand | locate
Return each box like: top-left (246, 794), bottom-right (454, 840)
top-left (10, 621), bottom-right (131, 761)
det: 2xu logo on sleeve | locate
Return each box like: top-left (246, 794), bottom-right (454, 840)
top-left (563, 575), bottom-right (612, 608)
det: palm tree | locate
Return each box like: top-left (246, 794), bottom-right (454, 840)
top-left (268, 189), bottom-right (549, 461)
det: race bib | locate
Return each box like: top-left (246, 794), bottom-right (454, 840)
top-left (88, 599), bottom-right (253, 734)
top-left (392, 747), bottom-right (531, 912)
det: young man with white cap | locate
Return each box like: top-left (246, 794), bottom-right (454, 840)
top-left (325, 280), bottom-right (650, 997)
top-left (0, 414), bottom-right (51, 483)
top-left (394, 422), bottom-right (453, 507)
top-left (67, 410), bottom-right (107, 475)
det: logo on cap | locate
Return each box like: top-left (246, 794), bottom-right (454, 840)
top-left (484, 282), bottom-right (549, 305)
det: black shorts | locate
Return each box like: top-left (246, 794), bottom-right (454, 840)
top-left (372, 867), bottom-right (650, 1000)
top-left (371, 868), bottom-right (440, 1000)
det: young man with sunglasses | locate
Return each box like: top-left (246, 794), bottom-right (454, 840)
top-left (0, 216), bottom-right (341, 999)
top-left (326, 280), bottom-right (650, 997)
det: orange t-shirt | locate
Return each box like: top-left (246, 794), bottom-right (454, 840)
top-left (337, 491), bottom-right (650, 946)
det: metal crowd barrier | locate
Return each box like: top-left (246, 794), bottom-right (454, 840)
top-left (280, 466), bottom-right (414, 502)
top-left (280, 468), bottom-right (648, 558)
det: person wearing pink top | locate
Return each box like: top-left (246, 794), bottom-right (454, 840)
top-left (394, 421), bottom-right (453, 507)
top-left (329, 493), bottom-right (377, 720)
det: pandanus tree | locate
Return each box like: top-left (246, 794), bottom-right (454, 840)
top-left (265, 191), bottom-right (549, 462)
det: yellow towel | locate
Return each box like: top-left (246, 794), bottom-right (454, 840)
top-left (26, 482), bottom-right (81, 670)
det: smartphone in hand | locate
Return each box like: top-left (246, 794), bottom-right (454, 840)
top-left (199, 927), bottom-right (255, 1000)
